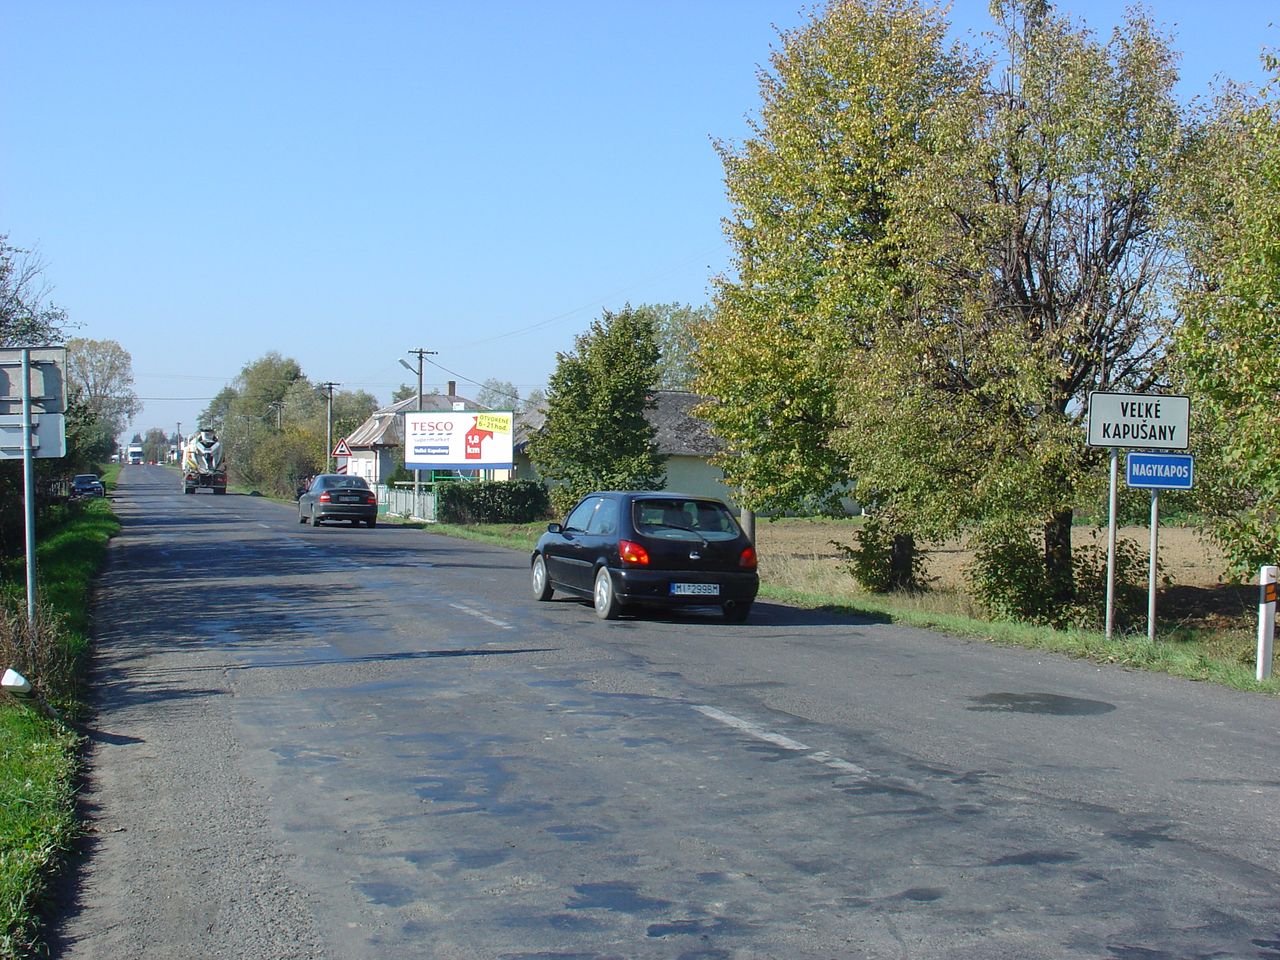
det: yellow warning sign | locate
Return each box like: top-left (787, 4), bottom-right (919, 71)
top-left (475, 413), bottom-right (512, 434)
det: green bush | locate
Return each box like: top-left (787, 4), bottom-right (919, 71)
top-left (967, 523), bottom-right (1151, 630)
top-left (437, 479), bottom-right (552, 524)
top-left (832, 516), bottom-right (927, 593)
top-left (966, 525), bottom-right (1051, 622)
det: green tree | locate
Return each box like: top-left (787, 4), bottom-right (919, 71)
top-left (528, 306), bottom-right (665, 511)
top-left (0, 237), bottom-right (67, 346)
top-left (141, 426), bottom-right (169, 463)
top-left (475, 378), bottom-right (520, 411)
top-left (65, 337), bottom-right (141, 447)
top-left (635, 302), bottom-right (712, 391)
top-left (391, 383), bottom-right (417, 403)
top-left (862, 0), bottom-right (1183, 604)
top-left (701, 0), bottom-right (1185, 607)
top-left (1176, 63), bottom-right (1280, 574)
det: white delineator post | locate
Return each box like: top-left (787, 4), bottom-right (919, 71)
top-left (1259, 566), bottom-right (1277, 681)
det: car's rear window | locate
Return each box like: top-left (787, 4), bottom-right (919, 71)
top-left (633, 499), bottom-right (741, 541)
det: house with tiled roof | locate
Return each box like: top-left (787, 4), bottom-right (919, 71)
top-left (513, 390), bottom-right (737, 504)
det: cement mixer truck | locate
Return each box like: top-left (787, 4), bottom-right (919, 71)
top-left (182, 428), bottom-right (227, 495)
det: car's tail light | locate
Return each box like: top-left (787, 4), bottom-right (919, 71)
top-left (366, 494), bottom-right (377, 505)
top-left (739, 546), bottom-right (758, 570)
top-left (318, 492), bottom-right (332, 502)
top-left (619, 539), bottom-right (650, 565)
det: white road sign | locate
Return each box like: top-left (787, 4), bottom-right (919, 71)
top-left (1087, 392), bottom-right (1190, 449)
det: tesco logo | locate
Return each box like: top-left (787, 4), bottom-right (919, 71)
top-left (415, 420), bottom-right (454, 431)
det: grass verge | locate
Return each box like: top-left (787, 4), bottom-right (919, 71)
top-left (424, 520), bottom-right (1279, 696)
top-left (1, 496), bottom-right (119, 958)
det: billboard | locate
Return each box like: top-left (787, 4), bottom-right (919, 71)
top-left (403, 410), bottom-right (514, 470)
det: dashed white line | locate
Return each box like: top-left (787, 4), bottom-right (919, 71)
top-left (694, 704), bottom-right (871, 780)
top-left (448, 602), bottom-right (515, 631)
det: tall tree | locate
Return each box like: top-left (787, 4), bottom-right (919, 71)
top-left (65, 337), bottom-right (141, 445)
top-left (857, 0), bottom-right (1184, 599)
top-left (635, 302), bottom-right (712, 391)
top-left (0, 236), bottom-right (67, 346)
top-left (475, 378), bottom-right (521, 411)
top-left (701, 0), bottom-right (1185, 606)
top-left (528, 306), bottom-right (665, 511)
top-left (699, 0), bottom-right (964, 520)
top-left (1176, 63), bottom-right (1280, 573)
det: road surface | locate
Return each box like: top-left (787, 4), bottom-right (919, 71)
top-left (49, 465), bottom-right (1280, 959)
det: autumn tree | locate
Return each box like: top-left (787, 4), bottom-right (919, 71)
top-left (701, 0), bottom-right (1186, 609)
top-left (1176, 63), bottom-right (1280, 573)
top-left (698, 0), bottom-right (969, 585)
top-left (65, 338), bottom-right (141, 451)
top-left (528, 306), bottom-right (665, 511)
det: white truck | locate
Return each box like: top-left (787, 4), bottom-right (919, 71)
top-left (182, 429), bottom-right (227, 494)
top-left (126, 443), bottom-right (144, 465)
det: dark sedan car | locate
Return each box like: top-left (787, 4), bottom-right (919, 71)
top-left (531, 491), bottom-right (758, 622)
top-left (298, 474), bottom-right (377, 527)
top-left (71, 474), bottom-right (105, 498)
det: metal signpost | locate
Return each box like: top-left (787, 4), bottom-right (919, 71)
top-left (1126, 452), bottom-right (1195, 643)
top-left (1087, 392), bottom-right (1190, 641)
top-left (0, 347), bottom-right (67, 629)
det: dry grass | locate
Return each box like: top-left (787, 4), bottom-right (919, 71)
top-left (754, 517), bottom-right (1254, 634)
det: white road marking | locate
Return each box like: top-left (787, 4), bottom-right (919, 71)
top-left (449, 602), bottom-right (515, 631)
top-left (694, 705), bottom-right (870, 780)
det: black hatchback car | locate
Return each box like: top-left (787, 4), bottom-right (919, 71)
top-left (531, 491), bottom-right (758, 622)
top-left (298, 474), bottom-right (378, 527)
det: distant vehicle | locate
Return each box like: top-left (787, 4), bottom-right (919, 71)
top-left (298, 474), bottom-right (378, 527)
top-left (531, 491), bottom-right (758, 622)
top-left (71, 474), bottom-right (105, 498)
top-left (181, 429), bottom-right (227, 494)
top-left (126, 444), bottom-right (143, 465)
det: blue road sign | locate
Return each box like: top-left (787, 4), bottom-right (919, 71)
top-left (1126, 452), bottom-right (1194, 490)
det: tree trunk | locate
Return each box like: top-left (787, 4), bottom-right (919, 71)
top-left (1044, 509), bottom-right (1074, 605)
top-left (890, 533), bottom-right (917, 591)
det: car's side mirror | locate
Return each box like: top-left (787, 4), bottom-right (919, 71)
top-left (547, 522), bottom-right (563, 534)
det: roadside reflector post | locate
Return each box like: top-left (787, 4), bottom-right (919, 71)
top-left (1259, 565), bottom-right (1277, 682)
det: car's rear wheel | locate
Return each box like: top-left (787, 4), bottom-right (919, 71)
top-left (366, 517), bottom-right (377, 528)
top-left (531, 555), bottom-right (553, 601)
top-left (312, 509), bottom-right (322, 527)
top-left (298, 510), bottom-right (307, 524)
top-left (593, 567), bottom-right (621, 620)
top-left (723, 600), bottom-right (753, 624)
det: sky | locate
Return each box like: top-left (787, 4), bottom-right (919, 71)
top-left (2, 0), bottom-right (1276, 444)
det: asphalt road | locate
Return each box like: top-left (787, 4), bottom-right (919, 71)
top-left (50, 465), bottom-right (1280, 959)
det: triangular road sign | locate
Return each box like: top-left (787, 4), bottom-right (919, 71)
top-left (332, 438), bottom-right (353, 458)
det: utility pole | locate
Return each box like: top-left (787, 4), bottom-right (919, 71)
top-left (319, 382), bottom-right (340, 472)
top-left (399, 348), bottom-right (437, 512)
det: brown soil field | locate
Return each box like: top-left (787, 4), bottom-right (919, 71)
top-left (753, 519), bottom-right (1259, 632)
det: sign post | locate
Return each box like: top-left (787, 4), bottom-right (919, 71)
top-left (1126, 452), bottom-right (1195, 643)
top-left (0, 347), bottom-right (67, 631)
top-left (1087, 392), bottom-right (1190, 641)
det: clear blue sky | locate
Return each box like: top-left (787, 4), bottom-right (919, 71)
top-left (2, 1), bottom-right (1275, 441)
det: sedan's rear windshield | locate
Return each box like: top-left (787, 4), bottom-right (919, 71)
top-left (320, 476), bottom-right (370, 490)
top-left (632, 499), bottom-right (741, 541)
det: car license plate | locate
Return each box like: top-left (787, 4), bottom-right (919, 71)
top-left (671, 582), bottom-right (719, 597)
top-left (338, 495), bottom-right (360, 503)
